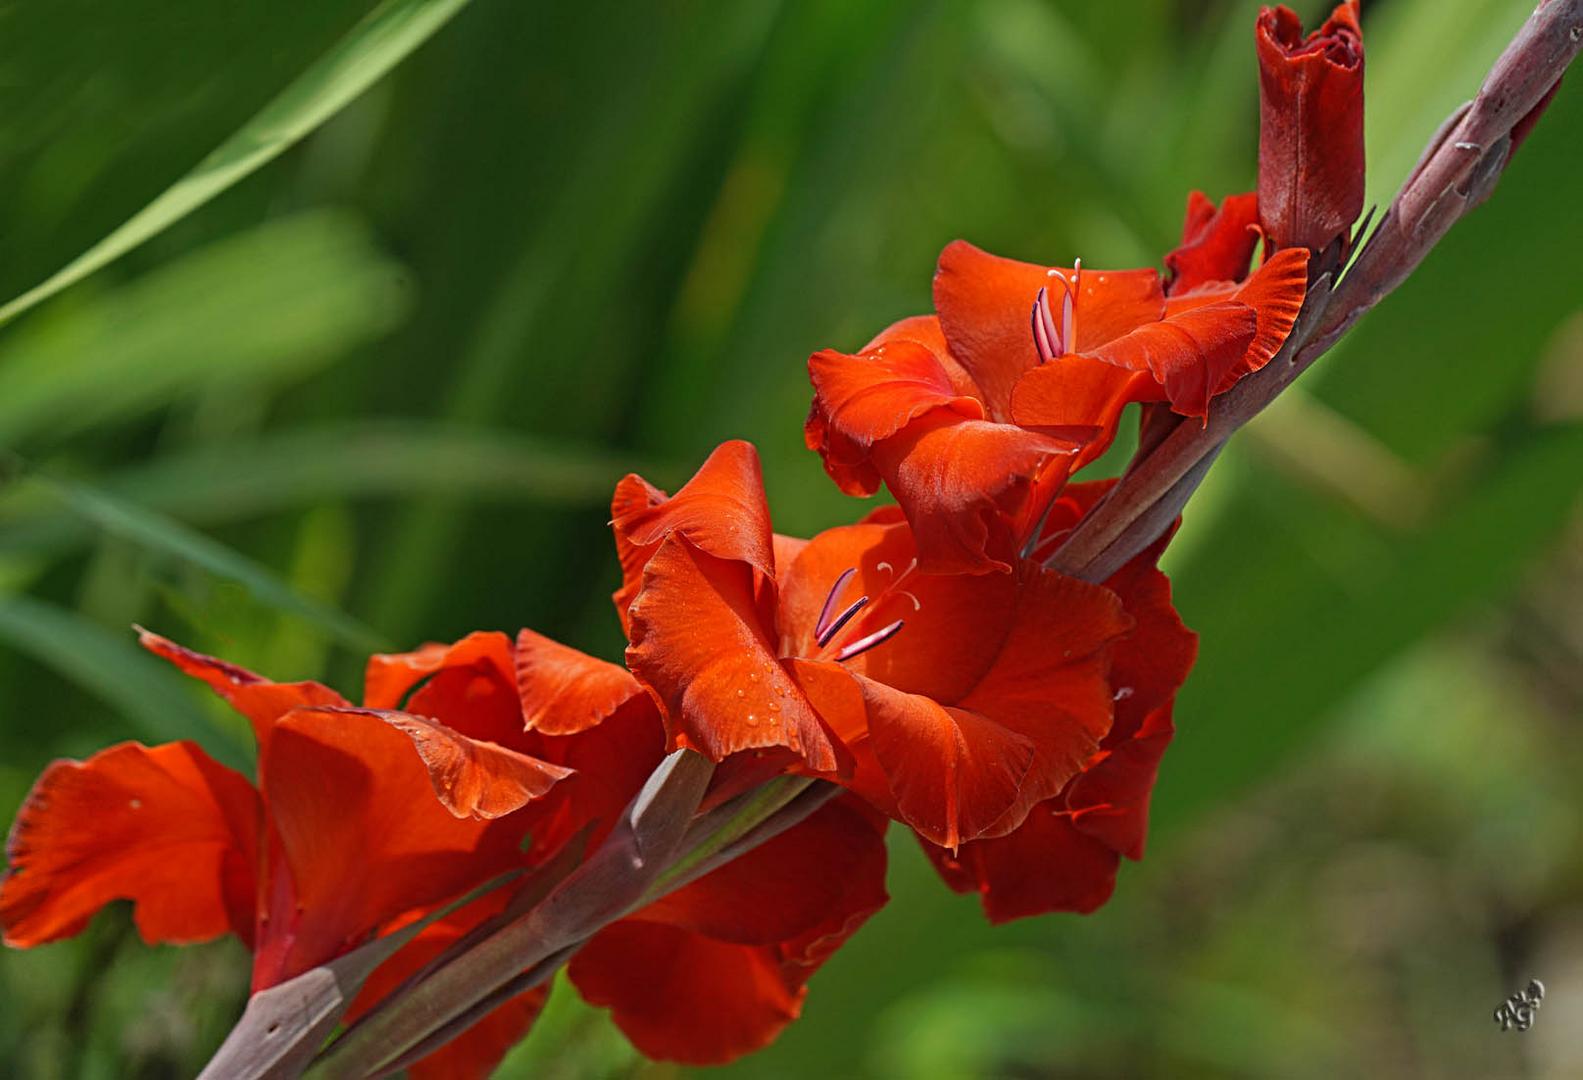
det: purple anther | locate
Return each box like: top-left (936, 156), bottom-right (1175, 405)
top-left (817, 595), bottom-right (869, 647)
top-left (1032, 286), bottom-right (1062, 362)
top-left (814, 567), bottom-right (856, 641)
top-left (836, 619), bottom-right (905, 661)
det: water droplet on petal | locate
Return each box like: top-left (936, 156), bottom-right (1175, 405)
top-left (736, 688), bottom-right (745, 698)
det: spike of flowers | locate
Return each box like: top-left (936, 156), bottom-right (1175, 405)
top-left (3, 0), bottom-right (1577, 1073)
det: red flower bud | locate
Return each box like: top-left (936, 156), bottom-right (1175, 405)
top-left (1256, 1), bottom-right (1365, 253)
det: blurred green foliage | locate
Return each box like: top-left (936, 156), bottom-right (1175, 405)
top-left (1, 0), bottom-right (1580, 1076)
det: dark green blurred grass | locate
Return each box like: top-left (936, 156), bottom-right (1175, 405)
top-left (1, 0), bottom-right (1580, 1076)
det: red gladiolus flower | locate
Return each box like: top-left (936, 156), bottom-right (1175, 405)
top-left (614, 440), bottom-right (1137, 850)
top-left (365, 627), bottom-right (890, 1065)
top-left (0, 625), bottom-right (887, 1071)
top-left (807, 240), bottom-right (1307, 572)
top-left (1256, 1), bottom-right (1365, 253)
top-left (0, 632), bottom-right (572, 984)
top-left (925, 481), bottom-right (1198, 919)
top-left (0, 631), bottom-right (571, 1078)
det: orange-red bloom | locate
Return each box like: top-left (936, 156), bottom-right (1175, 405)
top-left (1, 626), bottom-right (887, 1071)
top-left (807, 239), bottom-right (1307, 572)
top-left (1256, 1), bottom-right (1365, 253)
top-left (0, 632), bottom-right (570, 987)
top-left (925, 481), bottom-right (1198, 919)
top-left (614, 440), bottom-right (1139, 850)
top-left (0, 631), bottom-right (571, 1078)
top-left (354, 627), bottom-right (891, 1064)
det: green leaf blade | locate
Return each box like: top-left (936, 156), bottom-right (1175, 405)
top-left (0, 0), bottom-right (470, 329)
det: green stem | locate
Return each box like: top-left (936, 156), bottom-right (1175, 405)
top-left (648, 775), bottom-right (816, 897)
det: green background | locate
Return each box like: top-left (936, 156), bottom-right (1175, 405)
top-left (1, 0), bottom-right (1580, 1076)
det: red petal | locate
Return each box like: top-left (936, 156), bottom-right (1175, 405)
top-left (254, 709), bottom-right (516, 986)
top-left (804, 332), bottom-right (985, 503)
top-left (572, 800), bottom-right (886, 1066)
top-left (611, 440), bottom-right (778, 632)
top-left (363, 641), bottom-right (452, 709)
top-left (1009, 356), bottom-right (1159, 471)
top-left (807, 306), bottom-right (1095, 574)
top-left (1084, 301), bottom-right (1258, 420)
top-left (855, 677), bottom-right (1034, 850)
top-left (366, 632), bottom-right (526, 748)
top-left (934, 240), bottom-right (1164, 417)
top-left (348, 895), bottom-right (546, 1080)
top-left (804, 401), bottom-right (882, 498)
top-left (322, 707), bottom-right (573, 820)
top-left (626, 539), bottom-right (841, 772)
top-left (922, 799), bottom-right (1121, 922)
top-left (514, 628), bottom-right (642, 736)
top-left (808, 338), bottom-right (984, 447)
top-left (804, 317), bottom-right (979, 499)
top-left (1164, 190), bottom-right (1261, 294)
top-left (1068, 705), bottom-right (1175, 860)
top-left (140, 630), bottom-right (348, 752)
top-left (787, 659), bottom-right (897, 819)
top-left (864, 314), bottom-right (981, 394)
top-left (610, 470), bottom-right (672, 621)
top-left (572, 921), bottom-right (804, 1065)
top-left (364, 631), bottom-right (514, 709)
top-left (868, 410), bottom-right (1084, 574)
top-left (1166, 246), bottom-right (1310, 394)
top-left (772, 533), bottom-right (809, 579)
top-left (923, 707), bottom-right (1176, 925)
top-left (1257, 1), bottom-right (1365, 251)
top-left (635, 796), bottom-right (888, 946)
top-left (531, 695), bottom-right (668, 853)
top-left (1103, 554), bottom-right (1197, 745)
top-left (925, 557), bottom-right (1190, 920)
top-left (0, 741), bottom-right (259, 948)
